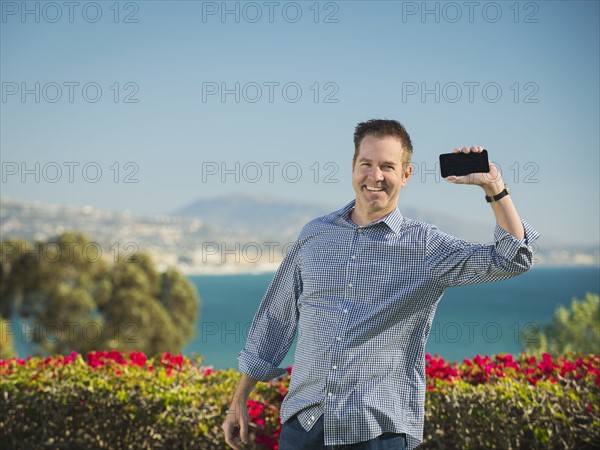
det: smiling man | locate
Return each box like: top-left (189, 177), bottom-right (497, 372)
top-left (350, 133), bottom-right (413, 227)
top-left (222, 119), bottom-right (539, 450)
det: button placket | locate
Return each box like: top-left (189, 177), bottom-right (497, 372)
top-left (341, 225), bottom-right (363, 318)
top-left (327, 227), bottom-right (362, 404)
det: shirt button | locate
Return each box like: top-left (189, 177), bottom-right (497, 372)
top-left (332, 365), bottom-right (337, 370)
top-left (328, 392), bottom-right (333, 397)
top-left (351, 255), bottom-right (357, 260)
top-left (336, 337), bottom-right (342, 341)
top-left (347, 283), bottom-right (353, 288)
top-left (343, 309), bottom-right (348, 314)
top-left (311, 415), bottom-right (315, 421)
top-left (357, 228), bottom-right (364, 233)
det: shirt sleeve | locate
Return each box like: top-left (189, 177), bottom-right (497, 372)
top-left (238, 240), bottom-right (303, 381)
top-left (426, 219), bottom-right (540, 288)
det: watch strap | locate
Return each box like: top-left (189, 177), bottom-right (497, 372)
top-left (485, 184), bottom-right (510, 203)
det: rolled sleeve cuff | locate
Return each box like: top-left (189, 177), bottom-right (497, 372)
top-left (238, 349), bottom-right (287, 382)
top-left (494, 219), bottom-right (540, 260)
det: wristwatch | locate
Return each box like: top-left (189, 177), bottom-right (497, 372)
top-left (485, 184), bottom-right (510, 203)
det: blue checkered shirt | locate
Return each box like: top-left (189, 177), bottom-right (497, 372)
top-left (239, 199), bottom-right (539, 448)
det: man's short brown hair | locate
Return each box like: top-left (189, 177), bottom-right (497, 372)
top-left (353, 119), bottom-right (413, 167)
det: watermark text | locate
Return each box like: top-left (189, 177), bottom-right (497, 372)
top-left (201, 1), bottom-right (339, 23)
top-left (1, 1), bottom-right (140, 23)
top-left (2, 82), bottom-right (140, 103)
top-left (2, 162), bottom-right (140, 184)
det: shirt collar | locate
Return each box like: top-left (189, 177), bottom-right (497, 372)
top-left (333, 199), bottom-right (404, 235)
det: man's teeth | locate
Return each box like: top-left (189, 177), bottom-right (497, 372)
top-left (366, 187), bottom-right (383, 192)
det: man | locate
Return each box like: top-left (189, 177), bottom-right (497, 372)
top-left (222, 119), bottom-right (539, 450)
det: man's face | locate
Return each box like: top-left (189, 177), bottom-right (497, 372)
top-left (352, 135), bottom-right (412, 217)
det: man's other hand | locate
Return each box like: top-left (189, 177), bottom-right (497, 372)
top-left (222, 400), bottom-right (250, 450)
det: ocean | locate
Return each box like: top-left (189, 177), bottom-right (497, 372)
top-left (183, 266), bottom-right (600, 369)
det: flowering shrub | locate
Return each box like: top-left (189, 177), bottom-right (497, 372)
top-left (422, 353), bottom-right (600, 449)
top-left (425, 352), bottom-right (600, 387)
top-left (1, 351), bottom-right (229, 449)
top-left (1, 352), bottom-right (598, 449)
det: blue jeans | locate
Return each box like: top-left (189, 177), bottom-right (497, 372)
top-left (279, 415), bottom-right (407, 450)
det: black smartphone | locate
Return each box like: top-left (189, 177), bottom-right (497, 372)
top-left (439, 149), bottom-right (490, 177)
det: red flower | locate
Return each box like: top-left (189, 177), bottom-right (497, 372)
top-left (538, 353), bottom-right (558, 374)
top-left (86, 351), bottom-right (102, 368)
top-left (65, 351), bottom-right (78, 363)
top-left (108, 350), bottom-right (126, 365)
top-left (247, 399), bottom-right (265, 419)
top-left (130, 351), bottom-right (147, 367)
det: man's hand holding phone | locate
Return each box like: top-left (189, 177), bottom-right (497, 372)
top-left (440, 146), bottom-right (503, 191)
top-left (440, 145), bottom-right (524, 238)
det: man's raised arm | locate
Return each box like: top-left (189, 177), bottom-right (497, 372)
top-left (446, 146), bottom-right (525, 240)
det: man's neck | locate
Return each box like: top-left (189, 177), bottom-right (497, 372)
top-left (350, 204), bottom-right (395, 227)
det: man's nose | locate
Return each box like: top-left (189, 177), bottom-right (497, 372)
top-left (369, 166), bottom-right (384, 181)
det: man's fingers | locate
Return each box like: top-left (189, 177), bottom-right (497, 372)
top-left (222, 405), bottom-right (250, 450)
top-left (239, 415), bottom-right (249, 444)
top-left (445, 175), bottom-right (462, 183)
top-left (223, 409), bottom-right (247, 450)
top-left (452, 146), bottom-right (483, 154)
top-left (223, 423), bottom-right (241, 450)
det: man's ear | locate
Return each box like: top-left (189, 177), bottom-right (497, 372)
top-left (402, 163), bottom-right (413, 184)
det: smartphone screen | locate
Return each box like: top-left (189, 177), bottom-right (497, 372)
top-left (439, 150), bottom-right (490, 177)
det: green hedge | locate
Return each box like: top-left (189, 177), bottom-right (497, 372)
top-left (423, 378), bottom-right (599, 449)
top-left (1, 352), bottom-right (232, 449)
top-left (1, 351), bottom-right (598, 449)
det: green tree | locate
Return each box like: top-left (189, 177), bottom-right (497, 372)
top-left (158, 268), bottom-right (199, 349)
top-left (1, 238), bottom-right (33, 319)
top-left (102, 254), bottom-right (182, 354)
top-left (0, 233), bottom-right (200, 357)
top-left (522, 292), bottom-right (600, 355)
top-left (0, 316), bottom-right (16, 359)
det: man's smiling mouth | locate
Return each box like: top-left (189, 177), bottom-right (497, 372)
top-left (365, 186), bottom-right (384, 192)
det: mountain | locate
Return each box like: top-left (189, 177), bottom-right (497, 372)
top-left (172, 194), bottom-right (333, 241)
top-left (172, 194), bottom-right (493, 243)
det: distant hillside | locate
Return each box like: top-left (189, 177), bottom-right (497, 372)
top-left (2, 196), bottom-right (598, 272)
top-left (172, 194), bottom-right (333, 241)
top-left (172, 193), bottom-right (492, 243)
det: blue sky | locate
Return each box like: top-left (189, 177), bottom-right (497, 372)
top-left (1, 0), bottom-right (599, 246)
